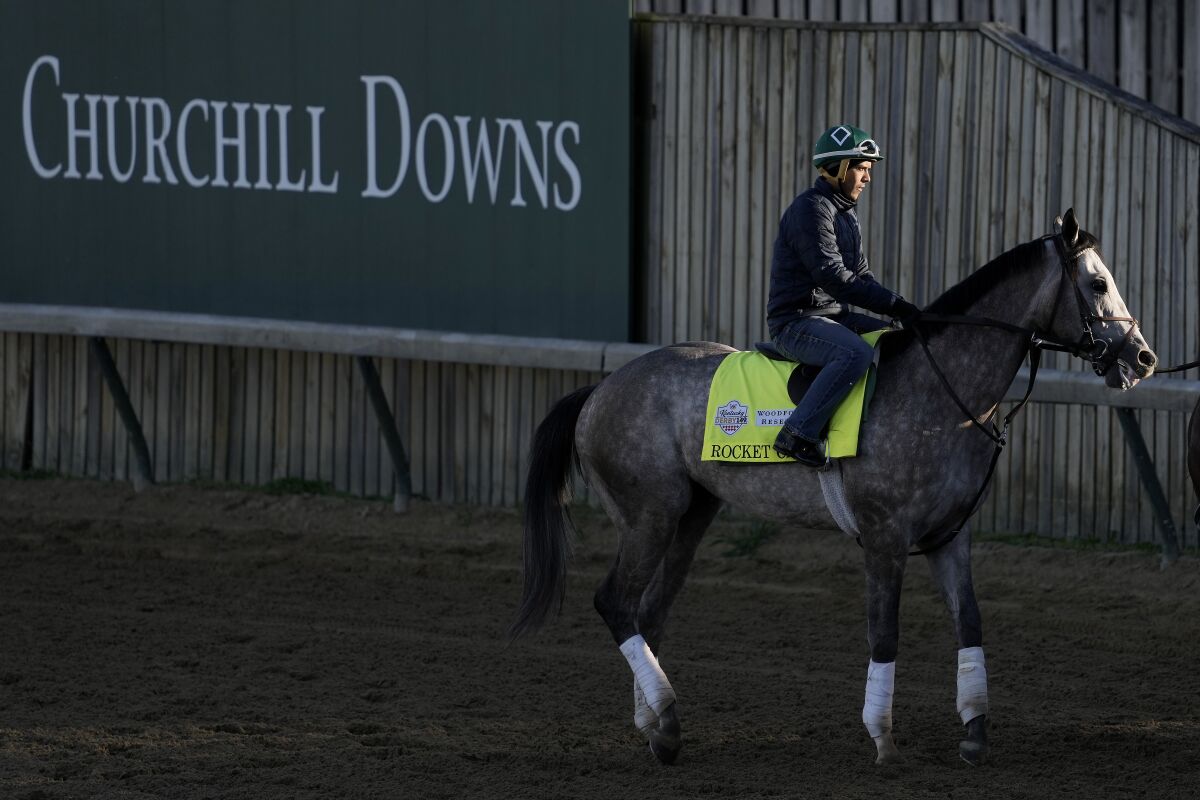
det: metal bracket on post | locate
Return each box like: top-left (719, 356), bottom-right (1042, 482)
top-left (1115, 406), bottom-right (1180, 567)
top-left (88, 336), bottom-right (155, 492)
top-left (355, 355), bottom-right (412, 512)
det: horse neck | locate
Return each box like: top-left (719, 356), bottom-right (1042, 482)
top-left (907, 243), bottom-right (1061, 420)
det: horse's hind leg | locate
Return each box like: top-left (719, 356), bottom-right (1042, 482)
top-left (593, 486), bottom-right (700, 764)
top-left (630, 485), bottom-right (722, 757)
top-left (925, 527), bottom-right (989, 766)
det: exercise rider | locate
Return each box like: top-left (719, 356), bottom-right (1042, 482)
top-left (767, 124), bottom-right (920, 467)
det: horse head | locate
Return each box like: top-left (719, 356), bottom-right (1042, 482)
top-left (1046, 209), bottom-right (1157, 389)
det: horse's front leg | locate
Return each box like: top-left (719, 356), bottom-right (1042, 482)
top-left (925, 526), bottom-right (989, 766)
top-left (862, 545), bottom-right (907, 765)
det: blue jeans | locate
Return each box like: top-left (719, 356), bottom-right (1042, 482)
top-left (770, 312), bottom-right (889, 443)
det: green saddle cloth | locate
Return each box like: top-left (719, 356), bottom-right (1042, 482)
top-left (701, 329), bottom-right (889, 463)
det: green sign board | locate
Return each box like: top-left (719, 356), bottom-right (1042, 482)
top-left (1, 0), bottom-right (630, 341)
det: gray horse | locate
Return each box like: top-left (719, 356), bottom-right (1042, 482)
top-left (512, 210), bottom-right (1156, 767)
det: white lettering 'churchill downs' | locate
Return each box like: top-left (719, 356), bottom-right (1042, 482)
top-left (21, 55), bottom-right (583, 211)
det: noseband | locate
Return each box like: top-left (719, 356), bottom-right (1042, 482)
top-left (1046, 233), bottom-right (1140, 377)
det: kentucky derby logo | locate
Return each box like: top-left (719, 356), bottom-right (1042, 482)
top-left (714, 400), bottom-right (749, 435)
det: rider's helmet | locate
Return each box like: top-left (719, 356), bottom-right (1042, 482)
top-left (813, 124), bottom-right (884, 185)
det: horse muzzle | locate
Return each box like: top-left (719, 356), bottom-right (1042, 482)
top-left (1102, 342), bottom-right (1156, 389)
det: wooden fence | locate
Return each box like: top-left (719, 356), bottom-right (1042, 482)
top-left (0, 329), bottom-right (601, 508)
top-left (633, 0), bottom-right (1200, 127)
top-left (2, 17), bottom-right (1199, 548)
top-left (633, 17), bottom-right (1200, 546)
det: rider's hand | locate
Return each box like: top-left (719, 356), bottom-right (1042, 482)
top-left (891, 298), bottom-right (921, 325)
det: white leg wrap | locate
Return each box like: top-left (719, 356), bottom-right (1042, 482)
top-left (861, 660), bottom-right (895, 739)
top-left (633, 678), bottom-right (658, 732)
top-left (956, 646), bottom-right (989, 723)
top-left (619, 635), bottom-right (676, 716)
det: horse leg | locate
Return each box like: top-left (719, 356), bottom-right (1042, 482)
top-left (631, 485), bottom-right (722, 759)
top-left (862, 546), bottom-right (907, 765)
top-left (925, 527), bottom-right (989, 766)
top-left (594, 502), bottom-right (688, 764)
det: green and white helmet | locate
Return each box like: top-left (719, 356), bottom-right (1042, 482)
top-left (812, 124), bottom-right (884, 170)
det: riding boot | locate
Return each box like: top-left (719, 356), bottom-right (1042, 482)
top-left (773, 427), bottom-right (827, 467)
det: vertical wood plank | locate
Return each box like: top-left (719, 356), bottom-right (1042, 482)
top-left (50, 336), bottom-right (67, 473)
top-left (319, 352), bottom-right (335, 485)
top-left (1117, 0), bottom-right (1148, 100)
top-left (465, 362), bottom-right (481, 504)
top-left (335, 354), bottom-right (351, 493)
top-left (166, 343), bottom-right (183, 481)
top-left (720, 25), bottom-right (740, 345)
top-left (991, 0), bottom-right (1020, 29)
top-left (732, 25), bottom-right (752, 349)
top-left (350, 353), bottom-right (365, 496)
top-left (271, 348), bottom-right (289, 482)
top-left (152, 342), bottom-right (169, 483)
top-left (184, 343), bottom-right (201, 480)
top-left (74, 337), bottom-right (91, 477)
top-left (501, 365), bottom-right (518, 507)
top-left (31, 335), bottom-right (47, 471)
top-left (747, 25), bottom-right (769, 346)
top-left (1087, 0), bottom-right (1118, 85)
top-left (869, 0), bottom-right (897, 23)
top-left (1186, 2), bottom-right (1200, 123)
top-left (690, 23), bottom-right (711, 341)
top-left (289, 351), bottom-right (306, 479)
top-left (243, 348), bottom-right (261, 485)
top-left (424, 361), bottom-right (441, 500)
top-left (199, 344), bottom-right (214, 480)
top-left (1024, 0), bottom-right (1053, 51)
top-left (660, 22), bottom-right (679, 344)
top-left (213, 346), bottom-right (230, 483)
top-left (490, 366), bottom-right (507, 506)
top-left (98, 337), bottom-right (116, 480)
top-left (453, 363), bottom-right (468, 504)
top-left (305, 352), bottom-right (321, 481)
top-left (363, 358), bottom-right (381, 497)
top-left (378, 358), bottom-right (397, 497)
top-left (1149, 0), bottom-right (1179, 115)
top-left (1055, 0), bottom-right (1086, 68)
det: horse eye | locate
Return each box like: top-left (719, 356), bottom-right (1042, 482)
top-left (1091, 277), bottom-right (1108, 293)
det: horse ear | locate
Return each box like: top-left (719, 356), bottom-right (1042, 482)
top-left (1053, 215), bottom-right (1064, 234)
top-left (1062, 208), bottom-right (1080, 246)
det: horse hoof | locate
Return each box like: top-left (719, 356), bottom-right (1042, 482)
top-left (648, 703), bottom-right (681, 765)
top-left (959, 715), bottom-right (989, 766)
top-left (872, 734), bottom-right (903, 766)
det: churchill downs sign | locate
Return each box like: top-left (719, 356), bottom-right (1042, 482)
top-left (22, 55), bottom-right (582, 211)
top-left (1, 1), bottom-right (628, 340)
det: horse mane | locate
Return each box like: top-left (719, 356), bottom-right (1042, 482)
top-left (880, 230), bottom-right (1098, 359)
top-left (926, 230), bottom-right (1098, 316)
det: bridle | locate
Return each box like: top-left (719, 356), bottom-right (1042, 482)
top-left (896, 232), bottom-right (1142, 556)
top-left (1047, 233), bottom-right (1141, 379)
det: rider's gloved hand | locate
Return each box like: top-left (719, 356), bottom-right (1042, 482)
top-left (891, 298), bottom-right (921, 326)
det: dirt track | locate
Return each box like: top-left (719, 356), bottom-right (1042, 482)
top-left (1, 478), bottom-right (1198, 799)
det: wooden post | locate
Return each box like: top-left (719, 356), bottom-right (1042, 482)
top-left (1115, 407), bottom-right (1180, 566)
top-left (88, 337), bottom-right (154, 492)
top-left (355, 355), bottom-right (412, 512)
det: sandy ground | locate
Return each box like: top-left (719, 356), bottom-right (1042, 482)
top-left (1, 477), bottom-right (1198, 799)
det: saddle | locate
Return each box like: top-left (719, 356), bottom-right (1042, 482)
top-left (753, 342), bottom-right (823, 405)
top-left (700, 330), bottom-right (891, 463)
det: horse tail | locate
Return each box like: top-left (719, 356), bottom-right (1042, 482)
top-left (510, 383), bottom-right (598, 639)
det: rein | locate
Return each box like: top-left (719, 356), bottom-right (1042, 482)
top-left (1153, 358), bottom-right (1200, 375)
top-left (900, 233), bottom-right (1136, 557)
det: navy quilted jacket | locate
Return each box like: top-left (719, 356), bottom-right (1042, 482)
top-left (767, 179), bottom-right (901, 336)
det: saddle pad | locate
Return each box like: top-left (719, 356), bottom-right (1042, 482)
top-left (701, 329), bottom-right (889, 462)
